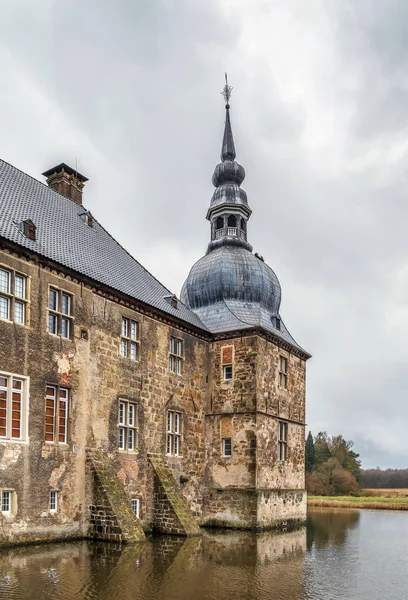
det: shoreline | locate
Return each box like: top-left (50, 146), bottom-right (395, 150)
top-left (308, 498), bottom-right (408, 511)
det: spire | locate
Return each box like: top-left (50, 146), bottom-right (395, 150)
top-left (206, 76), bottom-right (252, 254)
top-left (221, 74), bottom-right (236, 161)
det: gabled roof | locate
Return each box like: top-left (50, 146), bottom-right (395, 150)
top-left (0, 159), bottom-right (208, 332)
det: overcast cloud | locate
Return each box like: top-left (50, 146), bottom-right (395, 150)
top-left (1, 0), bottom-right (407, 468)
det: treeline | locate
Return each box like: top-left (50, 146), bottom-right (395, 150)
top-left (361, 469), bottom-right (408, 489)
top-left (305, 431), bottom-right (361, 495)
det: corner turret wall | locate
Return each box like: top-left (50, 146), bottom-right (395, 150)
top-left (203, 335), bottom-right (307, 530)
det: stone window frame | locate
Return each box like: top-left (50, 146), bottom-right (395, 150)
top-left (166, 409), bottom-right (183, 456)
top-left (48, 285), bottom-right (74, 340)
top-left (169, 336), bottom-right (183, 375)
top-left (44, 385), bottom-right (70, 445)
top-left (0, 265), bottom-right (29, 326)
top-left (49, 489), bottom-right (59, 513)
top-left (0, 372), bottom-right (29, 443)
top-left (120, 317), bottom-right (140, 360)
top-left (222, 437), bottom-right (232, 457)
top-left (278, 421), bottom-right (288, 461)
top-left (279, 355), bottom-right (288, 389)
top-left (1, 489), bottom-right (17, 516)
top-left (118, 398), bottom-right (138, 452)
top-left (131, 498), bottom-right (140, 519)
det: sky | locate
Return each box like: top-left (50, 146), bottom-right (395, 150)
top-left (1, 0), bottom-right (408, 469)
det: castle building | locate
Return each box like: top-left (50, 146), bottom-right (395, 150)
top-left (0, 88), bottom-right (310, 546)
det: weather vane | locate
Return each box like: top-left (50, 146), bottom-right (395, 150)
top-left (221, 73), bottom-right (233, 107)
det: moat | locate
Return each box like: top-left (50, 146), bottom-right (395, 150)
top-left (1, 508), bottom-right (407, 600)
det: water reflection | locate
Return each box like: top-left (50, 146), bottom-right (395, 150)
top-left (0, 530), bottom-right (306, 600)
top-left (306, 507), bottom-right (360, 550)
top-left (1, 511), bottom-right (408, 600)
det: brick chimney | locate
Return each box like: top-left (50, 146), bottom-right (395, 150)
top-left (42, 163), bottom-right (88, 205)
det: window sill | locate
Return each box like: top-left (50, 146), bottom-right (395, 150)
top-left (0, 439), bottom-right (28, 445)
top-left (48, 332), bottom-right (72, 341)
top-left (118, 449), bottom-right (138, 454)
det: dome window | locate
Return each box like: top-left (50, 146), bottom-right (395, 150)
top-left (215, 217), bottom-right (224, 239)
top-left (227, 215), bottom-right (237, 236)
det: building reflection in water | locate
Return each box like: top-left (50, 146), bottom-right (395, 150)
top-left (0, 529), bottom-right (307, 600)
top-left (307, 507), bottom-right (360, 550)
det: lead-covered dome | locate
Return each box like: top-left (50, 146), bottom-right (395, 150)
top-left (181, 246), bottom-right (281, 313)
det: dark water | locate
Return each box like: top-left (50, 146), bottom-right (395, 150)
top-left (1, 509), bottom-right (407, 600)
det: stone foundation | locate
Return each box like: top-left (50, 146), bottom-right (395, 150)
top-left (203, 487), bottom-right (306, 530)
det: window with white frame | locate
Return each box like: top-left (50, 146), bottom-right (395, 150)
top-left (278, 421), bottom-right (288, 461)
top-left (169, 337), bottom-right (183, 374)
top-left (279, 356), bottom-right (288, 389)
top-left (166, 411), bottom-right (182, 456)
top-left (222, 437), bottom-right (232, 457)
top-left (120, 317), bottom-right (139, 359)
top-left (223, 365), bottom-right (233, 381)
top-left (48, 288), bottom-right (73, 339)
top-left (118, 400), bottom-right (137, 451)
top-left (44, 386), bottom-right (69, 444)
top-left (131, 498), bottom-right (140, 518)
top-left (49, 490), bottom-right (58, 513)
top-left (0, 374), bottom-right (27, 441)
top-left (0, 267), bottom-right (28, 324)
top-left (1, 490), bottom-right (11, 514)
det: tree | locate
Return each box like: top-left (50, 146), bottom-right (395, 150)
top-left (305, 431), bottom-right (316, 473)
top-left (314, 432), bottom-right (331, 466)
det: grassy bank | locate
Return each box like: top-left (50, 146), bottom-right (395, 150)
top-left (308, 495), bottom-right (408, 511)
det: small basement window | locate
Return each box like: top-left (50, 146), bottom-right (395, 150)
top-left (50, 490), bottom-right (58, 513)
top-left (1, 490), bottom-right (11, 514)
top-left (222, 438), bottom-right (232, 457)
top-left (131, 498), bottom-right (140, 518)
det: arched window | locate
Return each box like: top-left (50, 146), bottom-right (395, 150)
top-left (240, 218), bottom-right (246, 232)
top-left (227, 215), bottom-right (237, 227)
top-left (215, 217), bottom-right (224, 230)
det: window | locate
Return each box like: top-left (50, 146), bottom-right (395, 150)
top-left (222, 437), bottom-right (232, 457)
top-left (215, 217), bottom-right (224, 230)
top-left (120, 318), bottom-right (139, 360)
top-left (278, 422), bottom-right (288, 461)
top-left (0, 374), bottom-right (27, 441)
top-left (167, 411), bottom-right (182, 456)
top-left (279, 356), bottom-right (288, 389)
top-left (1, 491), bottom-right (11, 514)
top-left (50, 490), bottom-right (58, 513)
top-left (48, 288), bottom-right (73, 339)
top-left (20, 219), bottom-right (36, 240)
top-left (227, 215), bottom-right (237, 227)
top-left (131, 498), bottom-right (140, 518)
top-left (45, 386), bottom-right (69, 444)
top-left (118, 400), bottom-right (137, 451)
top-left (169, 337), bottom-right (183, 374)
top-left (223, 365), bottom-right (233, 381)
top-left (0, 268), bottom-right (28, 324)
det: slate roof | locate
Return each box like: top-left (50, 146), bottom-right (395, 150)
top-left (0, 159), bottom-right (208, 332)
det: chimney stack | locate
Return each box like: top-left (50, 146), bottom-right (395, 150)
top-left (42, 163), bottom-right (88, 205)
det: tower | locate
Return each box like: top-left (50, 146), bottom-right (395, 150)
top-left (181, 78), bottom-right (311, 530)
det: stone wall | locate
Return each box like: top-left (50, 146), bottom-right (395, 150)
top-left (203, 335), bottom-right (306, 529)
top-left (0, 248), bottom-right (207, 545)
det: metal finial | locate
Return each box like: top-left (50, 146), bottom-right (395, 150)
top-left (221, 73), bottom-right (233, 108)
